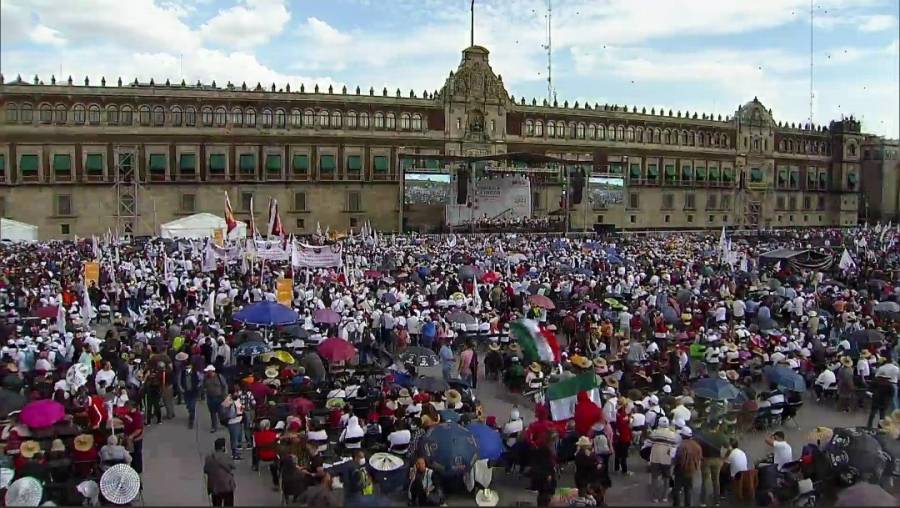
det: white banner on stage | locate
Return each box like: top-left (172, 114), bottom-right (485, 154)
top-left (291, 243), bottom-right (343, 268)
top-left (445, 174), bottom-right (532, 226)
top-left (250, 239), bottom-right (292, 261)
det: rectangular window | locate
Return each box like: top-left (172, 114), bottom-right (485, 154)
top-left (265, 154), bottom-right (282, 174)
top-left (533, 192), bottom-right (543, 210)
top-left (776, 196), bottom-right (786, 210)
top-left (320, 154), bottom-right (336, 173)
top-left (149, 154), bottom-right (167, 174)
top-left (60, 224), bottom-right (70, 235)
top-left (777, 168), bottom-right (788, 187)
top-left (695, 165), bottom-right (706, 182)
top-left (684, 193), bottom-right (695, 210)
top-left (750, 167), bottom-right (763, 183)
top-left (180, 193), bottom-right (195, 212)
top-left (55, 194), bottom-right (72, 216)
top-left (662, 193), bottom-right (674, 210)
top-left (0, 154), bottom-right (5, 180)
top-left (647, 163), bottom-right (658, 181)
top-left (789, 170), bottom-right (799, 189)
top-left (628, 192), bottom-right (639, 209)
top-left (373, 155), bottom-right (389, 173)
top-left (722, 167), bottom-right (733, 183)
top-left (721, 195), bottom-right (731, 210)
top-left (687, 214), bottom-right (693, 223)
top-left (664, 164), bottom-right (677, 182)
top-left (347, 155), bottom-right (362, 171)
top-left (20, 154), bottom-right (39, 176)
top-left (609, 162), bottom-right (623, 175)
top-left (629, 215), bottom-right (636, 223)
top-left (208, 154), bottom-right (226, 174)
top-left (241, 192), bottom-right (253, 212)
top-left (819, 171), bottom-right (828, 190)
top-left (347, 191), bottom-right (361, 212)
top-left (817, 195), bottom-right (825, 210)
top-left (847, 172), bottom-right (858, 189)
top-left (706, 194), bottom-right (717, 210)
top-left (53, 154), bottom-right (71, 174)
top-left (708, 165), bottom-right (720, 182)
top-left (296, 218), bottom-right (305, 229)
top-left (807, 170), bottom-right (817, 190)
top-left (292, 154), bottom-right (309, 174)
top-left (179, 153), bottom-right (196, 173)
top-left (629, 163), bottom-right (640, 180)
top-left (293, 192), bottom-right (307, 212)
top-left (788, 196), bottom-right (797, 210)
top-left (803, 196), bottom-right (812, 210)
top-left (681, 164), bottom-right (693, 181)
top-left (85, 153), bottom-right (103, 175)
top-left (239, 153), bottom-right (255, 174)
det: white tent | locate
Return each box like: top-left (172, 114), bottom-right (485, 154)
top-left (160, 213), bottom-right (247, 239)
top-left (0, 217), bottom-right (39, 242)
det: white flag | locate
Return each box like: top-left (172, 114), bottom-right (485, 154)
top-left (202, 242), bottom-right (217, 273)
top-left (207, 290), bottom-right (216, 317)
top-left (838, 248), bottom-right (856, 271)
top-left (56, 295), bottom-right (66, 334)
top-left (81, 283), bottom-right (93, 324)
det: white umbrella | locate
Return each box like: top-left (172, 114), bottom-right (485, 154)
top-left (66, 363), bottom-right (91, 391)
top-left (0, 468), bottom-right (14, 490)
top-left (6, 477), bottom-right (43, 507)
top-left (100, 464), bottom-right (141, 505)
top-left (368, 452), bottom-right (404, 472)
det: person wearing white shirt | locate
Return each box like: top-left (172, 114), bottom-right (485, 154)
top-left (387, 427), bottom-right (411, 454)
top-left (814, 368), bottom-right (837, 400)
top-left (671, 402), bottom-right (691, 423)
top-left (502, 409), bottom-right (524, 448)
top-left (767, 431), bottom-right (793, 471)
top-left (725, 439), bottom-right (749, 480)
top-left (732, 299), bottom-right (746, 323)
top-left (339, 416), bottom-right (365, 450)
top-left (714, 304), bottom-right (727, 323)
top-left (857, 355), bottom-right (872, 380)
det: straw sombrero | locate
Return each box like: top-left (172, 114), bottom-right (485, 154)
top-left (529, 362), bottom-right (542, 373)
top-left (265, 366), bottom-right (279, 379)
top-left (445, 389), bottom-right (462, 406)
top-left (19, 441), bottom-right (40, 459)
top-left (807, 426), bottom-right (833, 445)
top-left (571, 355), bottom-right (592, 369)
top-left (325, 398), bottom-right (345, 410)
top-left (840, 356), bottom-right (853, 368)
top-left (74, 434), bottom-right (94, 452)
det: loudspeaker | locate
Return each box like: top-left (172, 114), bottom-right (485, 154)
top-left (571, 168), bottom-right (586, 205)
top-left (457, 169), bottom-right (469, 204)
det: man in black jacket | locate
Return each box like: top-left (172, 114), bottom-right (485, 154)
top-left (180, 362), bottom-right (203, 429)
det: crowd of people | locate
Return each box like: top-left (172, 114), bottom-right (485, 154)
top-left (0, 223), bottom-right (898, 506)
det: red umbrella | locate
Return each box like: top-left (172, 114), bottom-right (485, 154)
top-left (317, 337), bottom-right (357, 363)
top-left (20, 399), bottom-right (65, 429)
top-left (480, 271), bottom-right (500, 284)
top-left (289, 397), bottom-right (315, 415)
top-left (528, 294), bottom-right (556, 309)
top-left (31, 306), bottom-right (58, 320)
top-left (364, 270), bottom-right (383, 279)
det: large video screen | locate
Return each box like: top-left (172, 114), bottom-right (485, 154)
top-left (404, 173), bottom-right (451, 205)
top-left (589, 176), bottom-right (625, 207)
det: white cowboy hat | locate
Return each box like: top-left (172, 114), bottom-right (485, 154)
top-left (475, 489), bottom-right (500, 507)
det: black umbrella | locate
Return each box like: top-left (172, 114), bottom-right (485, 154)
top-left (448, 311), bottom-right (476, 325)
top-left (825, 427), bottom-right (892, 484)
top-left (277, 325), bottom-right (309, 340)
top-left (835, 483), bottom-right (897, 507)
top-left (398, 347), bottom-right (440, 368)
top-left (850, 329), bottom-right (885, 345)
top-left (0, 389), bottom-right (26, 419)
top-left (415, 376), bottom-right (450, 393)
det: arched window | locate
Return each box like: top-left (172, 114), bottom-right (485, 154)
top-left (290, 109), bottom-right (301, 127)
top-left (262, 108), bottom-right (273, 128)
top-left (303, 109), bottom-right (314, 126)
top-left (4, 102), bottom-right (17, 123)
top-left (608, 125), bottom-right (616, 141)
top-left (171, 106), bottom-right (183, 126)
top-left (779, 140), bottom-right (785, 152)
top-left (201, 106), bottom-right (213, 126)
top-left (617, 125), bottom-right (625, 141)
top-left (547, 121), bottom-right (555, 138)
top-left (331, 110), bottom-right (341, 128)
top-left (689, 131), bottom-right (696, 146)
top-left (244, 108), bottom-right (255, 127)
top-left (386, 112), bottom-right (396, 129)
top-left (54, 104), bottom-right (67, 124)
top-left (662, 130), bottom-right (670, 144)
top-left (88, 104), bottom-right (100, 125)
top-left (525, 120), bottom-right (534, 136)
top-left (597, 125), bottom-right (606, 140)
top-left (39, 103), bottom-right (52, 124)
top-left (588, 124), bottom-right (596, 139)
top-left (21, 103), bottom-right (33, 123)
top-left (534, 120), bottom-right (543, 136)
top-left (231, 107), bottom-right (243, 127)
top-left (653, 128), bottom-right (661, 143)
top-left (359, 112), bottom-right (369, 128)
top-left (214, 107), bottom-right (226, 127)
top-left (848, 143), bottom-right (857, 157)
top-left (679, 130), bottom-right (687, 145)
top-left (347, 111), bottom-right (358, 129)
top-left (753, 137), bottom-right (761, 151)
top-left (787, 139), bottom-right (793, 152)
top-left (374, 112), bottom-right (384, 129)
top-left (400, 113), bottom-right (411, 130)
top-left (153, 106), bottom-right (166, 126)
top-left (106, 105), bottom-right (118, 125)
top-left (566, 122), bottom-right (574, 138)
top-left (73, 104), bottom-right (85, 124)
top-left (576, 123), bottom-right (586, 139)
top-left (121, 105), bottom-right (134, 125)
top-left (318, 109), bottom-right (329, 127)
top-left (626, 127), bottom-right (635, 142)
top-left (635, 127), bottom-right (643, 143)
top-left (275, 109), bottom-right (286, 128)
top-left (137, 105), bottom-right (150, 126)
top-left (183, 106), bottom-right (195, 126)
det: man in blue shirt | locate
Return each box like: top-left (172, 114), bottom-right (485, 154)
top-left (439, 339), bottom-right (455, 381)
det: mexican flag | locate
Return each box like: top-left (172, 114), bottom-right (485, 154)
top-left (510, 319), bottom-right (560, 363)
top-left (547, 372), bottom-right (601, 421)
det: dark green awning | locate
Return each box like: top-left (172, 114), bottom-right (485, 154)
top-left (789, 172), bottom-right (799, 187)
top-left (85, 154), bottom-right (103, 173)
top-left (681, 165), bottom-right (693, 180)
top-left (400, 158), bottom-right (414, 171)
top-left (320, 154), bottom-right (336, 172)
top-left (777, 170), bottom-right (787, 184)
top-left (373, 156), bottom-right (388, 172)
top-left (209, 154), bottom-right (226, 172)
top-left (425, 159), bottom-right (441, 169)
top-left (807, 172), bottom-right (816, 186)
top-left (750, 168), bottom-right (762, 182)
top-left (347, 155), bottom-right (362, 171)
top-left (723, 168), bottom-right (733, 181)
top-left (610, 162), bottom-right (623, 174)
top-left (239, 154), bottom-right (255, 172)
top-left (180, 153), bottom-right (196, 172)
top-left (0, 154), bottom-right (5, 173)
top-left (53, 154), bottom-right (71, 172)
top-left (19, 154), bottom-right (38, 173)
top-left (149, 154), bottom-right (166, 172)
top-left (629, 163), bottom-right (640, 179)
top-left (848, 172), bottom-right (858, 184)
top-left (819, 173), bottom-right (828, 187)
top-left (647, 164), bottom-right (659, 177)
top-left (292, 154), bottom-right (309, 172)
top-left (695, 166), bottom-right (706, 181)
top-left (664, 164), bottom-right (676, 177)
top-left (266, 154), bottom-right (282, 172)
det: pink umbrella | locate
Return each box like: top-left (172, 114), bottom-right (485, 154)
top-left (364, 270), bottom-right (383, 279)
top-left (313, 308), bottom-right (341, 325)
top-left (289, 397), bottom-right (315, 415)
top-left (20, 399), bottom-right (65, 429)
top-left (31, 306), bottom-right (58, 320)
top-left (528, 294), bottom-right (556, 309)
top-left (480, 271), bottom-right (500, 284)
top-left (317, 337), bottom-right (357, 363)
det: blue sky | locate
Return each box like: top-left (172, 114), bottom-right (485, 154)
top-left (2, 0), bottom-right (898, 136)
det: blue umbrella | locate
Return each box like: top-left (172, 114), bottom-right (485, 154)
top-left (439, 409), bottom-right (461, 423)
top-left (692, 378), bottom-right (742, 401)
top-left (763, 365), bottom-right (806, 392)
top-left (234, 340), bottom-right (272, 357)
top-left (234, 301), bottom-right (299, 326)
top-left (419, 423), bottom-right (479, 476)
top-left (466, 422), bottom-right (504, 460)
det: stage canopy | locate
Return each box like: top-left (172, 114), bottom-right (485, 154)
top-left (0, 218), bottom-right (38, 242)
top-left (160, 213), bottom-right (246, 239)
top-left (759, 248), bottom-right (834, 271)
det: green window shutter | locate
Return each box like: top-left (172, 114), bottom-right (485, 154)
top-left (789, 171), bottom-right (799, 187)
top-left (723, 167), bottom-right (733, 182)
top-left (400, 158), bottom-right (414, 171)
top-left (0, 154), bottom-right (5, 174)
top-left (664, 164), bottom-right (676, 178)
top-left (347, 155), bottom-right (362, 171)
top-left (374, 155), bottom-right (389, 172)
top-left (53, 154), bottom-right (71, 172)
top-left (610, 162), bottom-right (623, 174)
top-left (425, 159), bottom-right (440, 169)
top-left (239, 153), bottom-right (255, 172)
top-left (708, 166), bottom-right (720, 181)
top-left (265, 154), bottom-right (282, 172)
top-left (19, 154), bottom-right (38, 173)
top-left (149, 154), bottom-right (166, 172)
top-left (807, 171), bottom-right (816, 188)
top-left (320, 154), bottom-right (336, 172)
top-left (819, 172), bottom-right (828, 188)
top-left (777, 169), bottom-right (787, 185)
top-left (85, 154), bottom-right (103, 173)
top-left (681, 165), bottom-right (693, 180)
top-left (292, 154), bottom-right (309, 172)
top-left (848, 172), bottom-right (858, 184)
top-left (208, 154), bottom-right (225, 172)
top-left (750, 168), bottom-right (762, 183)
top-left (180, 153), bottom-right (196, 172)
top-left (629, 163), bottom-right (640, 179)
top-left (695, 166), bottom-right (706, 181)
top-left (647, 164), bottom-right (658, 178)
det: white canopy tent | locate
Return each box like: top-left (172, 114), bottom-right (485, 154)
top-left (0, 217), bottom-right (39, 242)
top-left (160, 213), bottom-right (247, 239)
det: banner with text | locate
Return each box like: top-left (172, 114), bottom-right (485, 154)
top-left (291, 243), bottom-right (343, 268)
top-left (83, 262), bottom-right (100, 285)
top-left (251, 239), bottom-right (292, 261)
top-left (276, 278), bottom-right (293, 305)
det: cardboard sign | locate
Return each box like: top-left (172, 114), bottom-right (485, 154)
top-left (276, 278), bottom-right (293, 306)
top-left (213, 228), bottom-right (224, 247)
top-left (83, 262), bottom-right (100, 284)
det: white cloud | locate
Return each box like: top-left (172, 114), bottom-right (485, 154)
top-left (859, 14), bottom-right (898, 32)
top-left (200, 0), bottom-right (290, 49)
top-left (30, 24), bottom-right (66, 46)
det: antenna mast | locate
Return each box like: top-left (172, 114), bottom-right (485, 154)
top-left (470, 0), bottom-right (475, 47)
top-left (544, 0), bottom-right (555, 103)
top-left (809, 0), bottom-right (814, 125)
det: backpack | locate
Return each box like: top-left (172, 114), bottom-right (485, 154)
top-left (218, 401), bottom-right (237, 422)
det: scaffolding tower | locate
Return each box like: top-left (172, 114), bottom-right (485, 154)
top-left (113, 147), bottom-right (141, 238)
